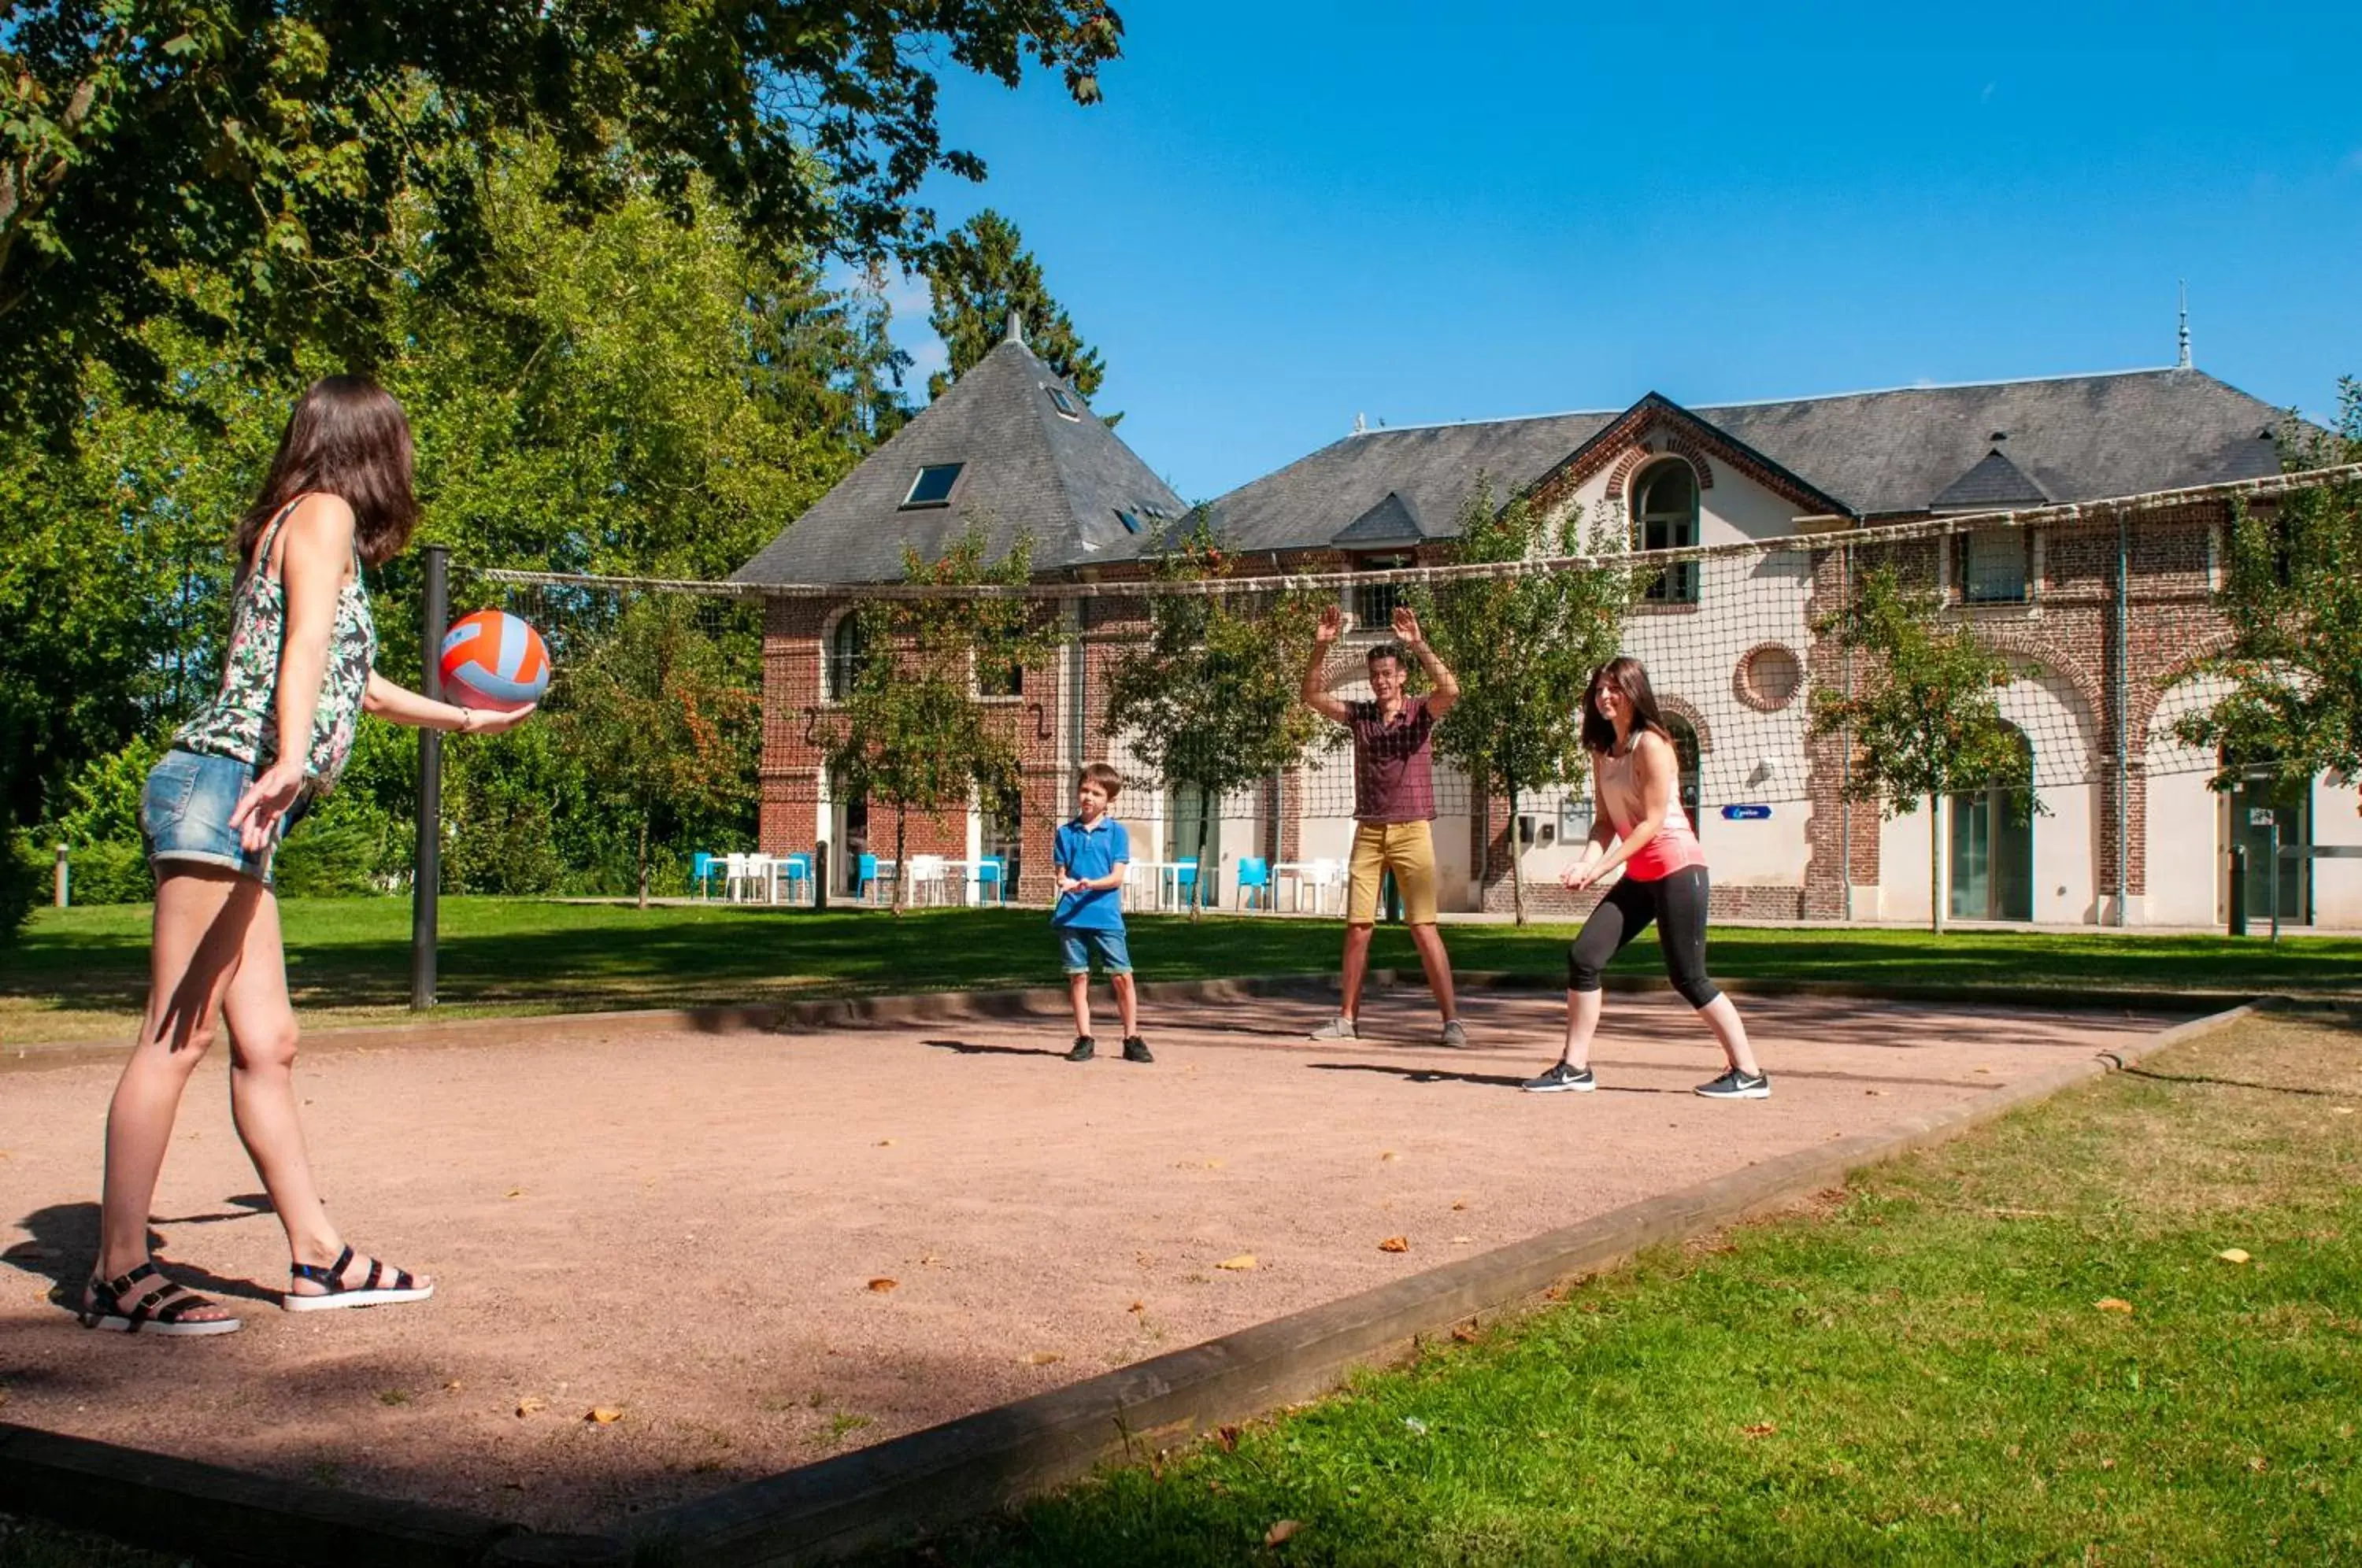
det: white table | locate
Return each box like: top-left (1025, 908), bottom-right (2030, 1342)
top-left (1272, 860), bottom-right (1345, 915)
top-left (1129, 860), bottom-right (1205, 912)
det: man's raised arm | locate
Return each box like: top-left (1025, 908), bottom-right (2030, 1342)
top-left (1300, 604), bottom-right (1352, 723)
top-left (1392, 605), bottom-right (1461, 720)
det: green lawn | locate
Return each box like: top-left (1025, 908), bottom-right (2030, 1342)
top-left (905, 1008), bottom-right (2362, 1566)
top-left (5, 898), bottom-right (2359, 1045)
top-left (9, 1004), bottom-right (2356, 1566)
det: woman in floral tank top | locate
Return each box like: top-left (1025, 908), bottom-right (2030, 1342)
top-left (82, 377), bottom-right (534, 1337)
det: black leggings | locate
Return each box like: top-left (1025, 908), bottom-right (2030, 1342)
top-left (1565, 865), bottom-right (1720, 1009)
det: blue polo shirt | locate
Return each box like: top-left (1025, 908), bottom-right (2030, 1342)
top-left (1052, 816), bottom-right (1129, 931)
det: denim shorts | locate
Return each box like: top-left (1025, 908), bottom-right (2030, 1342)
top-left (143, 748), bottom-right (304, 887)
top-left (1057, 926), bottom-right (1132, 975)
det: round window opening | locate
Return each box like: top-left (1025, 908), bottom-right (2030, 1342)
top-left (1738, 643), bottom-right (1803, 711)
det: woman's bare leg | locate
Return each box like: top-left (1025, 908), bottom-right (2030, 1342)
top-left (94, 865), bottom-right (257, 1318)
top-left (1559, 987), bottom-right (1605, 1071)
top-left (220, 889), bottom-right (431, 1296)
top-left (1697, 993), bottom-right (1762, 1077)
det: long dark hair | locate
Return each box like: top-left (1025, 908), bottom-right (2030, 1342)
top-left (237, 375), bottom-right (418, 569)
top-left (1580, 656), bottom-right (1672, 755)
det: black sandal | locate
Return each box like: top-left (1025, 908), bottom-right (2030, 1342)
top-left (284, 1244), bottom-right (433, 1312)
top-left (78, 1262), bottom-right (243, 1337)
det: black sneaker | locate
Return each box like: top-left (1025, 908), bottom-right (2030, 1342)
top-left (1121, 1036), bottom-right (1154, 1064)
top-left (1695, 1068), bottom-right (1770, 1100)
top-left (1066, 1037), bottom-right (1096, 1063)
top-left (1521, 1061), bottom-right (1596, 1093)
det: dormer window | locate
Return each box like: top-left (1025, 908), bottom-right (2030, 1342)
top-left (902, 464), bottom-right (963, 508)
top-left (1046, 386), bottom-right (1081, 420)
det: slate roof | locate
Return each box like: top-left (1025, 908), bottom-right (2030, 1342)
top-left (1931, 446), bottom-right (2050, 510)
top-left (1330, 490), bottom-right (1431, 548)
top-left (732, 335), bottom-right (1185, 585)
top-left (1196, 368), bottom-right (2287, 552)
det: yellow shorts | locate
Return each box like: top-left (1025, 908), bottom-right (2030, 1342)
top-left (1346, 820), bottom-right (1438, 925)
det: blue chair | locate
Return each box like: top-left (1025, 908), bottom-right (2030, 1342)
top-left (1235, 856), bottom-right (1272, 911)
top-left (691, 852), bottom-right (720, 900)
top-left (1172, 859), bottom-right (1201, 910)
top-left (780, 852), bottom-right (813, 905)
top-left (857, 852), bottom-right (881, 904)
top-left (976, 856), bottom-right (1009, 906)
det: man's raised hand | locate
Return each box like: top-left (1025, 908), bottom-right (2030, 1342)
top-left (1316, 605), bottom-right (1346, 644)
top-left (1391, 605), bottom-right (1425, 647)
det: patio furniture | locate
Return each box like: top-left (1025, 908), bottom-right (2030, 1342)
top-left (976, 856), bottom-right (1009, 906)
top-left (1235, 856), bottom-right (1273, 910)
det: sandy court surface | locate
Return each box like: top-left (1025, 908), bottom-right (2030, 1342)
top-left (0, 987), bottom-right (2177, 1533)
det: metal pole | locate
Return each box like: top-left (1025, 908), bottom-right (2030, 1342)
top-left (1838, 542), bottom-right (1853, 922)
top-left (2268, 821), bottom-right (2281, 945)
top-left (411, 545), bottom-right (450, 1011)
top-left (54, 842), bottom-right (68, 908)
top-left (2114, 514), bottom-right (2131, 926)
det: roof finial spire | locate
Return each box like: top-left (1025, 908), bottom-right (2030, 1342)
top-left (1353, 411), bottom-right (1368, 436)
top-left (2176, 280), bottom-right (2191, 370)
top-left (1003, 309), bottom-right (1026, 347)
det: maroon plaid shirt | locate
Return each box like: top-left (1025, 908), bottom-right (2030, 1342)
top-left (1349, 696), bottom-right (1438, 823)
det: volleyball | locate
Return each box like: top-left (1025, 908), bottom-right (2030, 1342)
top-left (439, 610), bottom-right (550, 712)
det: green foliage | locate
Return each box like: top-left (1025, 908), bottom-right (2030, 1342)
top-left (1102, 520), bottom-right (1327, 908)
top-left (1, 1), bottom-right (1124, 438)
top-left (824, 527), bottom-right (1053, 912)
top-left (1414, 482), bottom-right (1631, 923)
top-left (1810, 564), bottom-right (2034, 933)
top-left (2172, 379), bottom-right (2362, 804)
top-left (0, 827), bottom-right (35, 944)
top-left (923, 209), bottom-right (1107, 402)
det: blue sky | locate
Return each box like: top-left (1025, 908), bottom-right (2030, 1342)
top-left (885, 0), bottom-right (2361, 502)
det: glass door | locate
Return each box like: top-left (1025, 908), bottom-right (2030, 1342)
top-left (2230, 771), bottom-right (2311, 924)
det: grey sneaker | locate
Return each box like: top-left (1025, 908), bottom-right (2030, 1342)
top-left (1439, 1019), bottom-right (1470, 1048)
top-left (1696, 1068), bottom-right (1771, 1100)
top-left (1309, 1015), bottom-right (1359, 1042)
top-left (1522, 1061), bottom-right (1596, 1093)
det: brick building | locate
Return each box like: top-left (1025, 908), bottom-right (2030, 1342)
top-left (733, 326), bottom-right (2358, 928)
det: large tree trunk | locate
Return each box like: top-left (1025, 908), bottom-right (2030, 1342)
top-left (1507, 771), bottom-right (1527, 926)
top-left (1929, 793), bottom-right (1945, 935)
top-left (636, 812), bottom-right (650, 910)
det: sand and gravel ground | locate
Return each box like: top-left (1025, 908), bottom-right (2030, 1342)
top-left (0, 986), bottom-right (2176, 1533)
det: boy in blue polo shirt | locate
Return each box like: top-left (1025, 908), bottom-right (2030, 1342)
top-left (1053, 762), bottom-right (1150, 1063)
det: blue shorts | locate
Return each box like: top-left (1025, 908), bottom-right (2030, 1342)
top-left (1057, 927), bottom-right (1132, 976)
top-left (143, 748), bottom-right (305, 888)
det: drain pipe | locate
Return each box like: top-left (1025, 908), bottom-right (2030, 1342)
top-left (2114, 513), bottom-right (2131, 927)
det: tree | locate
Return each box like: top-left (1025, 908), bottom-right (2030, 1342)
top-left (2, 1), bottom-right (1124, 438)
top-left (1102, 520), bottom-right (1327, 916)
top-left (2172, 379), bottom-right (2362, 807)
top-left (922, 209), bottom-right (1106, 402)
top-left (823, 527), bottom-right (1051, 913)
top-left (1415, 481), bottom-right (1631, 923)
top-left (550, 594), bottom-right (760, 908)
top-left (1809, 564), bottom-right (2034, 934)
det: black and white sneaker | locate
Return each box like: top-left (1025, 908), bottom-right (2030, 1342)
top-left (1065, 1036), bottom-right (1096, 1063)
top-left (1521, 1061), bottom-right (1596, 1093)
top-left (1695, 1068), bottom-right (1771, 1100)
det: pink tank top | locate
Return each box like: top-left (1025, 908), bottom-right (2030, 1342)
top-left (1596, 739), bottom-right (1707, 882)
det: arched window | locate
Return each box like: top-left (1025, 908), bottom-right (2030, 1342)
top-left (825, 612), bottom-right (868, 701)
top-left (1633, 460), bottom-right (1700, 604)
top-left (1949, 724), bottom-right (2034, 921)
top-left (1663, 714), bottom-right (1703, 838)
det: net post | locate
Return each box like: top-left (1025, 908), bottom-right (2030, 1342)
top-left (411, 545), bottom-right (449, 1011)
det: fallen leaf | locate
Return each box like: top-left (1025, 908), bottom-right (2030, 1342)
top-left (1864, 1089), bottom-right (1886, 1097)
top-left (867, 1278), bottom-right (898, 1292)
top-left (516, 1398), bottom-right (546, 1418)
top-left (876, 1139), bottom-right (896, 1147)
top-left (1021, 1351), bottom-right (1063, 1366)
top-left (443, 1381), bottom-right (463, 1392)
top-left (1128, 1300), bottom-right (1146, 1313)
top-left (2094, 1297), bottom-right (2134, 1315)
top-left (1450, 1200), bottom-right (1468, 1211)
top-left (2249, 1455), bottom-right (2268, 1473)
top-left (1216, 1254), bottom-right (1258, 1271)
top-left (1264, 1519), bottom-right (1301, 1547)
top-left (1542, 1285), bottom-right (1565, 1302)
top-left (1205, 1158), bottom-right (1225, 1169)
top-left (918, 1253), bottom-right (941, 1266)
top-left (1379, 1151), bottom-right (1399, 1163)
top-left (587, 1407), bottom-right (623, 1424)
top-left (504, 1188), bottom-right (524, 1199)
top-left (1378, 1236), bottom-right (1410, 1253)
top-left (1451, 1326), bottom-right (1479, 1344)
top-left (1742, 1421), bottom-right (1779, 1438)
top-left (1214, 1423), bottom-right (1241, 1452)
top-left (2218, 1248), bottom-right (2252, 1265)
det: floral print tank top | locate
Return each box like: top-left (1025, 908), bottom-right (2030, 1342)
top-left (176, 498), bottom-right (377, 785)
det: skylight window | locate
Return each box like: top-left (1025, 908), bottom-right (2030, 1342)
top-left (902, 464), bottom-right (962, 508)
top-left (1113, 509), bottom-right (1142, 534)
top-left (1046, 385), bottom-right (1081, 419)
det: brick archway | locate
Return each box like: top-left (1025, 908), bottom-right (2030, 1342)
top-left (2133, 629), bottom-right (2240, 753)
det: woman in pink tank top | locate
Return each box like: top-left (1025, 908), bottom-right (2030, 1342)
top-left (1520, 658), bottom-right (1770, 1100)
